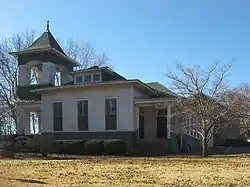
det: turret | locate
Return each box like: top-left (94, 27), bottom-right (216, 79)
top-left (10, 21), bottom-right (79, 100)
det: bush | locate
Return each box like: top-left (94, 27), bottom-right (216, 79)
top-left (1, 150), bottom-right (15, 158)
top-left (219, 138), bottom-right (250, 147)
top-left (26, 135), bottom-right (54, 156)
top-left (53, 140), bottom-right (85, 155)
top-left (3, 135), bottom-right (32, 153)
top-left (103, 139), bottom-right (127, 155)
top-left (85, 139), bottom-right (104, 155)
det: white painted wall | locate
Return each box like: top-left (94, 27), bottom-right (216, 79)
top-left (41, 84), bottom-right (134, 132)
top-left (40, 62), bottom-right (57, 85)
top-left (133, 87), bottom-right (149, 99)
top-left (18, 65), bottom-right (30, 85)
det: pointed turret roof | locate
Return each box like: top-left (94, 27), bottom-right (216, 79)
top-left (21, 30), bottom-right (65, 54)
top-left (16, 21), bottom-right (65, 54)
top-left (10, 21), bottom-right (80, 67)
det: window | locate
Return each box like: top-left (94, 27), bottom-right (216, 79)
top-left (77, 100), bottom-right (88, 131)
top-left (93, 73), bottom-right (101, 82)
top-left (53, 102), bottom-right (63, 131)
top-left (75, 76), bottom-right (83, 84)
top-left (105, 98), bottom-right (117, 130)
top-left (84, 75), bottom-right (91, 83)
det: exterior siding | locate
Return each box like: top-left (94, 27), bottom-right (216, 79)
top-left (133, 87), bottom-right (149, 99)
top-left (41, 84), bottom-right (134, 133)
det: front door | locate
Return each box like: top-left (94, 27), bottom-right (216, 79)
top-left (157, 116), bottom-right (167, 138)
top-left (139, 114), bottom-right (145, 139)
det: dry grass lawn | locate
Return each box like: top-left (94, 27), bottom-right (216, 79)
top-left (0, 154), bottom-right (250, 187)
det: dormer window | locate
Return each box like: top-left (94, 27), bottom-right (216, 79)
top-left (75, 76), bottom-right (83, 84)
top-left (84, 75), bottom-right (92, 83)
top-left (93, 73), bottom-right (101, 82)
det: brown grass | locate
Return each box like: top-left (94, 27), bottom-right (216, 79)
top-left (0, 154), bottom-right (250, 187)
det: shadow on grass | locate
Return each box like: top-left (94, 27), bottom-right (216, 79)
top-left (1, 177), bottom-right (47, 184)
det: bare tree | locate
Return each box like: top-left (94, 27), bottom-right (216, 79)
top-left (166, 62), bottom-right (246, 156)
top-left (237, 84), bottom-right (250, 138)
top-left (0, 31), bottom-right (110, 133)
top-left (0, 31), bottom-right (36, 130)
top-left (61, 39), bottom-right (109, 70)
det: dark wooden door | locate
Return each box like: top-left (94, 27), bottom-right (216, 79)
top-left (139, 114), bottom-right (145, 139)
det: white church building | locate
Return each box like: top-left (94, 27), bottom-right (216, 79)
top-left (10, 23), bottom-right (206, 153)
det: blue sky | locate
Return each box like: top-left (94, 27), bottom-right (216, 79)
top-left (1, 0), bottom-right (250, 87)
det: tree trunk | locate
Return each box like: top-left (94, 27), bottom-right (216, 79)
top-left (201, 136), bottom-right (208, 157)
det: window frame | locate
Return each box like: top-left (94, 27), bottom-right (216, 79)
top-left (75, 75), bottom-right (83, 84)
top-left (77, 99), bottom-right (89, 131)
top-left (92, 73), bottom-right (101, 82)
top-left (53, 101), bottom-right (63, 131)
top-left (84, 74), bottom-right (92, 83)
top-left (104, 97), bottom-right (118, 131)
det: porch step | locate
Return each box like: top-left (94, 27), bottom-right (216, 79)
top-left (130, 139), bottom-right (168, 156)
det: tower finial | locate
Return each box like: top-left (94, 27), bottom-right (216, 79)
top-left (46, 20), bottom-right (50, 31)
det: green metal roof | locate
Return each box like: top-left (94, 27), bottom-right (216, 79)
top-left (146, 82), bottom-right (177, 97)
top-left (17, 31), bottom-right (65, 55)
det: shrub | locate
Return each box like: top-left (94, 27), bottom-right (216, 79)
top-left (219, 138), bottom-right (250, 147)
top-left (1, 150), bottom-right (15, 158)
top-left (103, 139), bottom-right (127, 155)
top-left (27, 135), bottom-right (54, 156)
top-left (53, 140), bottom-right (85, 155)
top-left (85, 139), bottom-right (104, 155)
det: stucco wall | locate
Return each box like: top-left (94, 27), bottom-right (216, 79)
top-left (41, 84), bottom-right (134, 132)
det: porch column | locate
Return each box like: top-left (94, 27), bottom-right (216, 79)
top-left (37, 111), bottom-right (41, 133)
top-left (167, 105), bottom-right (171, 139)
top-left (134, 106), bottom-right (139, 130)
top-left (17, 108), bottom-right (30, 134)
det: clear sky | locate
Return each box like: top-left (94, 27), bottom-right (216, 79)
top-left (1, 0), bottom-right (250, 87)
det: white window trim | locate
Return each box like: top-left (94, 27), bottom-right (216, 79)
top-left (83, 74), bottom-right (92, 83)
top-left (104, 97), bottom-right (119, 131)
top-left (75, 75), bottom-right (83, 84)
top-left (76, 98), bottom-right (89, 132)
top-left (92, 73), bottom-right (101, 82)
top-left (53, 101), bottom-right (64, 132)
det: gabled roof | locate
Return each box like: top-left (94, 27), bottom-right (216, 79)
top-left (146, 82), bottom-right (177, 97)
top-left (73, 66), bottom-right (127, 80)
top-left (31, 79), bottom-right (159, 96)
top-left (16, 30), bottom-right (65, 55)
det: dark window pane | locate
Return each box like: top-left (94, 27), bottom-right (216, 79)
top-left (58, 103), bottom-right (62, 116)
top-left (83, 100), bottom-right (88, 115)
top-left (105, 98), bottom-right (117, 130)
top-left (158, 109), bottom-right (167, 115)
top-left (93, 74), bottom-right (100, 82)
top-left (77, 101), bottom-right (83, 116)
top-left (111, 98), bottom-right (117, 115)
top-left (105, 115), bottom-right (117, 130)
top-left (53, 102), bottom-right (63, 131)
top-left (84, 75), bottom-right (91, 83)
top-left (157, 117), bottom-right (166, 138)
top-left (75, 76), bottom-right (83, 83)
top-left (139, 114), bottom-right (144, 139)
top-left (78, 116), bottom-right (88, 130)
top-left (105, 99), bottom-right (110, 114)
top-left (53, 117), bottom-right (63, 131)
top-left (77, 100), bottom-right (88, 131)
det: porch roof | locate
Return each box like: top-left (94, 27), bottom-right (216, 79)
top-left (134, 98), bottom-right (174, 107)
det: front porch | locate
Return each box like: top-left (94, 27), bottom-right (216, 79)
top-left (16, 101), bottom-right (42, 134)
top-left (134, 98), bottom-right (176, 141)
top-left (133, 98), bottom-right (202, 155)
